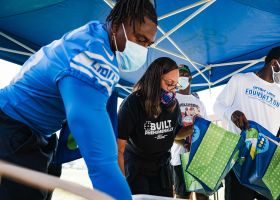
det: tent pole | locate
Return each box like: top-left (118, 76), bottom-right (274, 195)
top-left (192, 58), bottom-right (265, 78)
top-left (207, 59), bottom-right (265, 68)
top-left (0, 31), bottom-right (35, 53)
top-left (0, 47), bottom-right (33, 56)
top-left (116, 83), bottom-right (132, 94)
top-left (157, 26), bottom-right (211, 84)
top-left (213, 57), bottom-right (265, 85)
top-left (192, 83), bottom-right (212, 87)
top-left (154, 0), bottom-right (216, 46)
top-left (158, 0), bottom-right (212, 21)
top-left (153, 46), bottom-right (204, 67)
top-left (103, 0), bottom-right (114, 8)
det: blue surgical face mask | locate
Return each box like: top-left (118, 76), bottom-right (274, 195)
top-left (178, 77), bottom-right (189, 90)
top-left (272, 60), bottom-right (280, 84)
top-left (160, 89), bottom-right (176, 106)
top-left (114, 23), bottom-right (148, 72)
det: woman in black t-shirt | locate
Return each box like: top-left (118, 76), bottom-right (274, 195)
top-left (118, 57), bottom-right (192, 197)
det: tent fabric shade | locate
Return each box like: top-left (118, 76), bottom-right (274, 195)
top-left (0, 0), bottom-right (280, 95)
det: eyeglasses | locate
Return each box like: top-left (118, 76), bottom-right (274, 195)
top-left (162, 78), bottom-right (182, 91)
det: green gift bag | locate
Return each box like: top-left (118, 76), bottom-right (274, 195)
top-left (180, 152), bottom-right (204, 193)
top-left (262, 147), bottom-right (280, 200)
top-left (185, 117), bottom-right (243, 194)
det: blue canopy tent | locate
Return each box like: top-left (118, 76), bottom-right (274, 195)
top-left (1, 0), bottom-right (280, 96)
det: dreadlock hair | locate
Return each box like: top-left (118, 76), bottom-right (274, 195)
top-left (265, 46), bottom-right (280, 64)
top-left (106, 0), bottom-right (158, 32)
top-left (133, 57), bottom-right (178, 118)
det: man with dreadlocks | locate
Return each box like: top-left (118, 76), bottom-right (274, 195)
top-left (0, 0), bottom-right (157, 199)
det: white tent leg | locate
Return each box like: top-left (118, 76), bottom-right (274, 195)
top-left (192, 58), bottom-right (265, 78)
top-left (153, 46), bottom-right (205, 67)
top-left (213, 57), bottom-right (265, 85)
top-left (0, 31), bottom-right (35, 54)
top-left (154, 0), bottom-right (216, 46)
top-left (157, 26), bottom-right (211, 84)
top-left (0, 47), bottom-right (33, 56)
top-left (158, 0), bottom-right (213, 21)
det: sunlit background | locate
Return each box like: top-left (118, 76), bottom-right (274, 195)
top-left (0, 59), bottom-right (225, 199)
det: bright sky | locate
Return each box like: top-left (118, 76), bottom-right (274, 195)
top-left (197, 84), bottom-right (224, 115)
top-left (0, 59), bottom-right (21, 89)
top-left (0, 59), bottom-right (224, 115)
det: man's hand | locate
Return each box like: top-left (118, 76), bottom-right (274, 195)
top-left (231, 110), bottom-right (250, 130)
top-left (175, 125), bottom-right (193, 140)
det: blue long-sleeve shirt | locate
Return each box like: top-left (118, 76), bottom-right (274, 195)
top-left (0, 21), bottom-right (119, 136)
top-left (0, 21), bottom-right (132, 199)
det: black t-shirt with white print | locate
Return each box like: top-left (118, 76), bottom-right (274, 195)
top-left (118, 92), bottom-right (182, 160)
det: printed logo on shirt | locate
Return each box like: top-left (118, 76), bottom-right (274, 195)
top-left (245, 86), bottom-right (280, 108)
top-left (179, 103), bottom-right (201, 126)
top-left (144, 120), bottom-right (174, 140)
top-left (71, 51), bottom-right (119, 95)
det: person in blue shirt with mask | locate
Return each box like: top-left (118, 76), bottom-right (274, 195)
top-left (0, 0), bottom-right (157, 199)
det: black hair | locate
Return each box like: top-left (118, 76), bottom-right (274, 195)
top-left (192, 92), bottom-right (199, 99)
top-left (265, 46), bottom-right (280, 64)
top-left (134, 57), bottom-right (178, 117)
top-left (179, 64), bottom-right (191, 75)
top-left (106, 0), bottom-right (158, 31)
